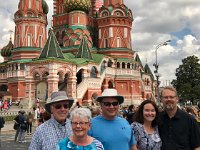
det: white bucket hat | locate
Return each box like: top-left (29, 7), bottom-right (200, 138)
top-left (45, 91), bottom-right (74, 113)
top-left (95, 88), bottom-right (124, 104)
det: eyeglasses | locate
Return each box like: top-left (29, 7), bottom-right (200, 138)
top-left (162, 96), bottom-right (177, 100)
top-left (102, 102), bottom-right (119, 107)
top-left (71, 122), bottom-right (89, 126)
top-left (54, 103), bottom-right (69, 109)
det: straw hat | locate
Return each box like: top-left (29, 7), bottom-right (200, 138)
top-left (45, 91), bottom-right (74, 113)
top-left (95, 89), bottom-right (124, 104)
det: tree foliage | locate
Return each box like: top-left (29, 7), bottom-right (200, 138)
top-left (171, 55), bottom-right (200, 104)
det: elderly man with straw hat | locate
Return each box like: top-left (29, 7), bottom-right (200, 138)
top-left (88, 88), bottom-right (137, 150)
top-left (29, 91), bottom-right (74, 150)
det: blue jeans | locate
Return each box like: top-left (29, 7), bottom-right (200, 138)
top-left (18, 129), bottom-right (26, 141)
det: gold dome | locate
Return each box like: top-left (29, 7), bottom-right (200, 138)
top-left (64, 0), bottom-right (91, 13)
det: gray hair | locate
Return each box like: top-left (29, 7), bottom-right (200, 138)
top-left (160, 86), bottom-right (178, 97)
top-left (70, 107), bottom-right (92, 121)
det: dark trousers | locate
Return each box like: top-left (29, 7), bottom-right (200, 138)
top-left (14, 127), bottom-right (20, 141)
top-left (27, 123), bottom-right (32, 133)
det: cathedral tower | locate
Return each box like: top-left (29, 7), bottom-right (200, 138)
top-left (13, 0), bottom-right (48, 60)
top-left (53, 0), bottom-right (95, 51)
top-left (97, 0), bottom-right (134, 58)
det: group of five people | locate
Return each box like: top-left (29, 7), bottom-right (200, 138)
top-left (29, 86), bottom-right (200, 150)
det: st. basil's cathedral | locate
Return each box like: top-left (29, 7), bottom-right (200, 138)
top-left (0, 0), bottom-right (156, 107)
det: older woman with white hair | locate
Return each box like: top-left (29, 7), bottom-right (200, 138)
top-left (56, 107), bottom-right (104, 150)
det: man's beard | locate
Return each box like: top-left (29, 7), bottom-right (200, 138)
top-left (164, 104), bottom-right (174, 111)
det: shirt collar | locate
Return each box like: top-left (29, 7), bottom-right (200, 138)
top-left (163, 107), bottom-right (181, 119)
top-left (51, 117), bottom-right (67, 127)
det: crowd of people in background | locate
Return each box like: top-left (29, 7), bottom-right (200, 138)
top-left (1, 86), bottom-right (199, 149)
top-left (0, 99), bottom-right (12, 111)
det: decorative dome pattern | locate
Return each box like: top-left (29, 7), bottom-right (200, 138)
top-left (1, 40), bottom-right (13, 57)
top-left (64, 0), bottom-right (91, 13)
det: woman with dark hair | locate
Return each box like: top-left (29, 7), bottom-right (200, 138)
top-left (131, 100), bottom-right (162, 150)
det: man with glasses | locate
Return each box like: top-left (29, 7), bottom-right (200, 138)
top-left (88, 88), bottom-right (137, 150)
top-left (159, 86), bottom-right (200, 150)
top-left (29, 91), bottom-right (74, 150)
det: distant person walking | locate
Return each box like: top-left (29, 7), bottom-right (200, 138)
top-left (13, 111), bottom-right (21, 142)
top-left (3, 100), bottom-right (8, 110)
top-left (26, 112), bottom-right (34, 135)
top-left (18, 110), bottom-right (27, 143)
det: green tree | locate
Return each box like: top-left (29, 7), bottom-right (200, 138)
top-left (171, 55), bottom-right (200, 104)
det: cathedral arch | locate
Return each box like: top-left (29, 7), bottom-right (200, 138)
top-left (108, 80), bottom-right (114, 88)
top-left (58, 73), bottom-right (70, 91)
top-left (100, 61), bottom-right (106, 75)
top-left (112, 9), bottom-right (125, 16)
top-left (117, 62), bottom-right (120, 68)
top-left (36, 81), bottom-right (48, 101)
top-left (122, 62), bottom-right (126, 69)
top-left (42, 71), bottom-right (49, 80)
top-left (0, 85), bottom-right (8, 91)
top-left (90, 66), bottom-right (98, 78)
top-left (76, 69), bottom-right (84, 84)
top-left (107, 59), bottom-right (113, 67)
top-left (33, 72), bottom-right (40, 80)
top-left (100, 10), bottom-right (110, 17)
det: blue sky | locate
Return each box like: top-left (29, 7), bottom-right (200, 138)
top-left (0, 0), bottom-right (200, 86)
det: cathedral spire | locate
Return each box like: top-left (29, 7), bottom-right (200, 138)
top-left (76, 36), bottom-right (93, 60)
top-left (39, 28), bottom-right (64, 59)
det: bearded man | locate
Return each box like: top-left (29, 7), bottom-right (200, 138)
top-left (159, 86), bottom-right (200, 150)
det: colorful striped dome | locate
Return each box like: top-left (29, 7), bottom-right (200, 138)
top-left (1, 40), bottom-right (13, 57)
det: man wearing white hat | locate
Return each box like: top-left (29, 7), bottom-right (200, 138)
top-left (89, 88), bottom-right (137, 150)
top-left (29, 91), bottom-right (74, 150)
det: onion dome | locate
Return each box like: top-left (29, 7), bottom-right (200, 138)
top-left (1, 40), bottom-right (13, 57)
top-left (65, 0), bottom-right (91, 13)
top-left (42, 0), bottom-right (49, 14)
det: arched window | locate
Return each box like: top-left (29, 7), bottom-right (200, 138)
top-left (122, 62), bottom-right (126, 69)
top-left (117, 62), bottom-right (120, 68)
top-left (90, 66), bottom-right (98, 78)
top-left (127, 63), bottom-right (130, 69)
top-left (100, 62), bottom-right (106, 75)
top-left (108, 59), bottom-right (113, 67)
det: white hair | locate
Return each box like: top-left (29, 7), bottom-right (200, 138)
top-left (70, 107), bottom-right (92, 121)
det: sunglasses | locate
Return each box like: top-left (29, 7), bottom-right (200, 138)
top-left (54, 103), bottom-right (69, 109)
top-left (102, 102), bottom-right (119, 107)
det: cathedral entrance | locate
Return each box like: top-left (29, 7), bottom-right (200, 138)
top-left (36, 81), bottom-right (48, 101)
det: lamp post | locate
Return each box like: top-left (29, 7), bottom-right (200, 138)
top-left (153, 40), bottom-right (171, 106)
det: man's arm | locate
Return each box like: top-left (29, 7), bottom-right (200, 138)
top-left (194, 147), bottom-right (200, 150)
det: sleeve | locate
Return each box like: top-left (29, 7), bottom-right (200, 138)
top-left (93, 138), bottom-right (104, 150)
top-left (129, 124), bottom-right (137, 146)
top-left (28, 128), bottom-right (42, 150)
top-left (190, 118), bottom-right (200, 149)
top-left (55, 144), bottom-right (61, 150)
top-left (131, 122), bottom-right (140, 142)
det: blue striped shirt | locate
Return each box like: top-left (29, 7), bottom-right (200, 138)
top-left (29, 118), bottom-right (73, 150)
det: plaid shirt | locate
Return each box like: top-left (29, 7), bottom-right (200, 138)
top-left (29, 117), bottom-right (73, 150)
